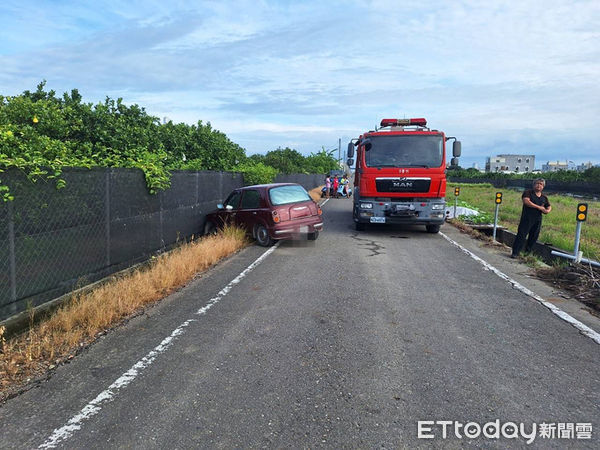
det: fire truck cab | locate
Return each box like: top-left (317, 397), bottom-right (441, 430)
top-left (347, 118), bottom-right (461, 232)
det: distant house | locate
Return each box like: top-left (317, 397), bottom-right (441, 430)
top-left (576, 161), bottom-right (597, 172)
top-left (485, 154), bottom-right (535, 173)
top-left (542, 160), bottom-right (576, 172)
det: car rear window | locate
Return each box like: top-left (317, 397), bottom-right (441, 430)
top-left (269, 185), bottom-right (311, 205)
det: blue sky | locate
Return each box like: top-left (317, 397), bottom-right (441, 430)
top-left (1, 0), bottom-right (599, 169)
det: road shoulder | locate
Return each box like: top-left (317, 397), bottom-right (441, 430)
top-left (440, 222), bottom-right (600, 339)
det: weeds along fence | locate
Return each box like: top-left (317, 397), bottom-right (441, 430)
top-left (0, 168), bottom-right (323, 322)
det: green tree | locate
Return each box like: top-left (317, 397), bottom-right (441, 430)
top-left (235, 161), bottom-right (278, 185)
top-left (247, 153), bottom-right (266, 164)
top-left (185, 121), bottom-right (245, 171)
top-left (583, 166), bottom-right (600, 182)
top-left (264, 147), bottom-right (306, 174)
top-left (304, 147), bottom-right (339, 174)
top-left (1, 82), bottom-right (334, 200)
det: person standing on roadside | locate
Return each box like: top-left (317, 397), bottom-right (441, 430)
top-left (325, 174), bottom-right (331, 198)
top-left (332, 175), bottom-right (339, 198)
top-left (340, 174), bottom-right (348, 197)
top-left (511, 178), bottom-right (552, 258)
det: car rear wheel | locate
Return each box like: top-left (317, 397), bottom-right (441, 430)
top-left (255, 224), bottom-right (274, 247)
top-left (355, 221), bottom-right (366, 231)
top-left (426, 224), bottom-right (440, 233)
top-left (307, 231), bottom-right (319, 241)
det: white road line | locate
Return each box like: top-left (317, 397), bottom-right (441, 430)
top-left (440, 232), bottom-right (600, 345)
top-left (196, 244), bottom-right (278, 316)
top-left (39, 243), bottom-right (280, 449)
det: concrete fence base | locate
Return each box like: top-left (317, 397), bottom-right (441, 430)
top-left (472, 224), bottom-right (575, 265)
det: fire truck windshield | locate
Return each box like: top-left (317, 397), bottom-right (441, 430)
top-left (365, 135), bottom-right (443, 168)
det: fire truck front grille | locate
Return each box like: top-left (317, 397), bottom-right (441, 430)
top-left (375, 178), bottom-right (431, 193)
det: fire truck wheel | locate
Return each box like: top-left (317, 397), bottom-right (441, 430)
top-left (355, 222), bottom-right (366, 231)
top-left (426, 224), bottom-right (440, 233)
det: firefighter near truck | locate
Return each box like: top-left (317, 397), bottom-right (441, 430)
top-left (347, 118), bottom-right (461, 233)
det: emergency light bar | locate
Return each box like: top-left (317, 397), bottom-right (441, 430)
top-left (380, 118), bottom-right (427, 127)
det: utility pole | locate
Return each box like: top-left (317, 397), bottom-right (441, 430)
top-left (338, 138), bottom-right (341, 165)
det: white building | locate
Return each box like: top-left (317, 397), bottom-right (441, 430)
top-left (576, 161), bottom-right (597, 172)
top-left (542, 160), bottom-right (576, 172)
top-left (485, 154), bottom-right (535, 173)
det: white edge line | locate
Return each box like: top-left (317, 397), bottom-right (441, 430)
top-left (39, 243), bottom-right (280, 449)
top-left (196, 243), bottom-right (279, 316)
top-left (440, 232), bottom-right (600, 345)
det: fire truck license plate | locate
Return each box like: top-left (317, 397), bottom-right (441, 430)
top-left (370, 217), bottom-right (386, 223)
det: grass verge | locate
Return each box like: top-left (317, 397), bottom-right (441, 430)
top-left (448, 182), bottom-right (600, 261)
top-left (0, 225), bottom-right (247, 402)
top-left (446, 218), bottom-right (502, 248)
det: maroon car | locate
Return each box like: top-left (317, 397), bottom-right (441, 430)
top-left (203, 183), bottom-right (323, 246)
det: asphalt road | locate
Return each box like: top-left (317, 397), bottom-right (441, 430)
top-left (1, 198), bottom-right (599, 449)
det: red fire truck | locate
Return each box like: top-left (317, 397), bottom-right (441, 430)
top-left (347, 118), bottom-right (461, 232)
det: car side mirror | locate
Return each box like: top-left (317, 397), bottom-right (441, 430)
top-left (347, 142), bottom-right (355, 158)
top-left (217, 203), bottom-right (224, 209)
top-left (347, 158), bottom-right (354, 166)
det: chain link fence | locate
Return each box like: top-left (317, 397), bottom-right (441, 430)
top-left (0, 168), bottom-right (244, 321)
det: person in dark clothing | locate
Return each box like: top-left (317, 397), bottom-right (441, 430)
top-left (511, 178), bottom-right (552, 258)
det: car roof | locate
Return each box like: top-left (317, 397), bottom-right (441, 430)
top-left (237, 183), bottom-right (301, 190)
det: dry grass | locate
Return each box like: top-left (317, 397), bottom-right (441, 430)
top-left (0, 225), bottom-right (247, 401)
top-left (536, 263), bottom-right (600, 312)
top-left (446, 218), bottom-right (501, 247)
top-left (309, 186), bottom-right (324, 203)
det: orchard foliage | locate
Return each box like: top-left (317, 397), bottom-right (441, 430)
top-left (1, 82), bottom-right (339, 200)
top-left (238, 147), bottom-right (338, 185)
top-left (259, 147), bottom-right (339, 175)
top-left (235, 162), bottom-right (278, 185)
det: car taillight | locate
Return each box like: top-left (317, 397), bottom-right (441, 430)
top-left (272, 210), bottom-right (280, 223)
top-left (317, 205), bottom-right (322, 215)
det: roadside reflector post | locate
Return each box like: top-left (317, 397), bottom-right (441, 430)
top-left (574, 221), bottom-right (583, 262)
top-left (574, 203), bottom-right (588, 261)
top-left (493, 192), bottom-right (502, 241)
top-left (454, 186), bottom-right (460, 219)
